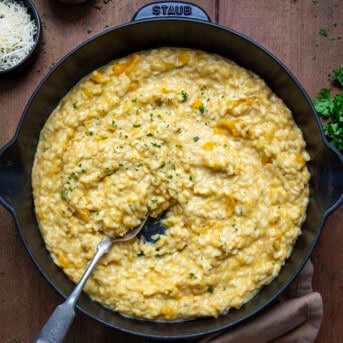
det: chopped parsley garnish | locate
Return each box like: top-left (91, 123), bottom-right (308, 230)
top-left (61, 192), bottom-right (67, 200)
top-left (319, 28), bottom-right (328, 37)
top-left (330, 64), bottom-right (343, 86)
top-left (181, 90), bottom-right (188, 102)
top-left (193, 136), bottom-right (199, 142)
top-left (160, 161), bottom-right (166, 168)
top-left (199, 105), bottom-right (205, 114)
top-left (189, 175), bottom-right (193, 181)
top-left (72, 102), bottom-right (77, 109)
top-left (86, 131), bottom-right (93, 136)
top-left (146, 133), bottom-right (154, 137)
top-left (133, 124), bottom-right (141, 128)
top-left (313, 87), bottom-right (343, 152)
top-left (207, 286), bottom-right (214, 293)
top-left (118, 162), bottom-right (124, 167)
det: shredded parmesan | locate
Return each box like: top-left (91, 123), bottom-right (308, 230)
top-left (0, 0), bottom-right (37, 71)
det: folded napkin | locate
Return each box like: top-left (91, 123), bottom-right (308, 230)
top-left (199, 261), bottom-right (323, 343)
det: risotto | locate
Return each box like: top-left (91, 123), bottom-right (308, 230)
top-left (32, 48), bottom-right (310, 320)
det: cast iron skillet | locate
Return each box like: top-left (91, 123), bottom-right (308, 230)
top-left (0, 1), bottom-right (342, 340)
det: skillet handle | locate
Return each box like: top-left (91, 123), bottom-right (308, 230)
top-left (315, 147), bottom-right (343, 216)
top-left (0, 141), bottom-right (25, 212)
top-left (132, 1), bottom-right (211, 22)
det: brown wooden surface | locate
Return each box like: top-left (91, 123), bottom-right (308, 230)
top-left (0, 1), bottom-right (342, 342)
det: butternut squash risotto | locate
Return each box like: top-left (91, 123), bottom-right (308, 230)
top-left (32, 48), bottom-right (310, 320)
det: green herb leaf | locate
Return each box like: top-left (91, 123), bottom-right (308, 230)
top-left (181, 90), bottom-right (188, 102)
top-left (320, 88), bottom-right (331, 99)
top-left (133, 124), bottom-right (141, 128)
top-left (319, 28), bottom-right (328, 37)
top-left (193, 136), bottom-right (199, 142)
top-left (330, 64), bottom-right (343, 87)
top-left (313, 84), bottom-right (343, 152)
top-left (199, 105), bottom-right (205, 114)
top-left (207, 286), bottom-right (214, 293)
top-left (313, 98), bottom-right (334, 117)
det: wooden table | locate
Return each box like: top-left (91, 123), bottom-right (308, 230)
top-left (0, 1), bottom-right (342, 342)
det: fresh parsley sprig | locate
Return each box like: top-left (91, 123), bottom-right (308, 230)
top-left (330, 64), bottom-right (343, 87)
top-left (313, 72), bottom-right (343, 152)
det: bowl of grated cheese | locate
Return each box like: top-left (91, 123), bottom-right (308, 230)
top-left (0, 0), bottom-right (41, 74)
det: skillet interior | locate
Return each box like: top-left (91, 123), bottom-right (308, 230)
top-left (1, 19), bottom-right (342, 339)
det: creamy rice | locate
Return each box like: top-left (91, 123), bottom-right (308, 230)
top-left (32, 48), bottom-right (310, 320)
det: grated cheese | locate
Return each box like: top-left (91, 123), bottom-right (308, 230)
top-left (0, 0), bottom-right (37, 71)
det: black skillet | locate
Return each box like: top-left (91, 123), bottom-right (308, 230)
top-left (0, 1), bottom-right (342, 340)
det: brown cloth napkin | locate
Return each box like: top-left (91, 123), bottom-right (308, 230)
top-left (199, 261), bottom-right (323, 343)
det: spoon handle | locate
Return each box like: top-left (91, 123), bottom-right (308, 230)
top-left (34, 239), bottom-right (113, 343)
top-left (34, 302), bottom-right (75, 343)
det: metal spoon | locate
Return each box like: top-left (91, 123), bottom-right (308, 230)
top-left (34, 215), bottom-right (149, 343)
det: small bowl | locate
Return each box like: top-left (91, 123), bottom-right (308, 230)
top-left (0, 0), bottom-right (41, 75)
